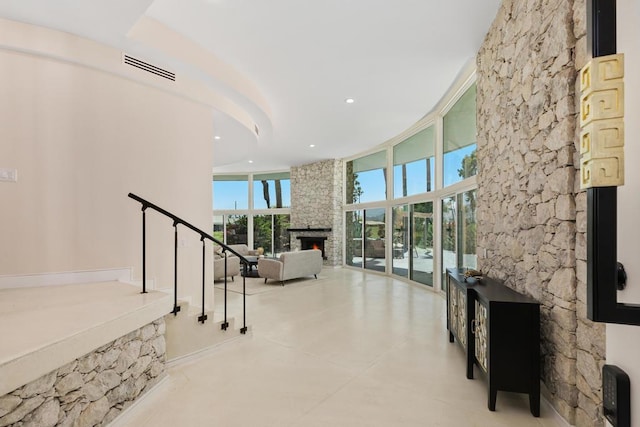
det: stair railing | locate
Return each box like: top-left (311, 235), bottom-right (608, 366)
top-left (128, 192), bottom-right (248, 334)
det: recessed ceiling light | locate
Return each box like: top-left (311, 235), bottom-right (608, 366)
top-left (345, 98), bottom-right (355, 104)
top-left (214, 135), bottom-right (221, 140)
top-left (309, 144), bottom-right (316, 148)
top-left (248, 160), bottom-right (253, 163)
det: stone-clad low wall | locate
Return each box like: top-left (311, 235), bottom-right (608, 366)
top-left (0, 318), bottom-right (166, 427)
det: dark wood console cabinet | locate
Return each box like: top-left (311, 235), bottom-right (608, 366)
top-left (446, 268), bottom-right (541, 417)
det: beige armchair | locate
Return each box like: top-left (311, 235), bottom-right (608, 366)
top-left (213, 252), bottom-right (240, 281)
top-left (227, 244), bottom-right (259, 257)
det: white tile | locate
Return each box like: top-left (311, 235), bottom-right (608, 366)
top-left (116, 268), bottom-right (563, 427)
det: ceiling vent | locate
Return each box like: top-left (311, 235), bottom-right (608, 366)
top-left (123, 54), bottom-right (175, 82)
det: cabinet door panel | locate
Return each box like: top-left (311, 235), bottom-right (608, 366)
top-left (457, 288), bottom-right (466, 348)
top-left (449, 285), bottom-right (458, 333)
top-left (475, 300), bottom-right (488, 372)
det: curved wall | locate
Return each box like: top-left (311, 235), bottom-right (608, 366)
top-left (0, 20), bottom-right (214, 302)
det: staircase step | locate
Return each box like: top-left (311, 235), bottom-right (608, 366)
top-left (164, 301), bottom-right (247, 360)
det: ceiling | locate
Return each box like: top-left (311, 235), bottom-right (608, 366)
top-left (0, 0), bottom-right (502, 173)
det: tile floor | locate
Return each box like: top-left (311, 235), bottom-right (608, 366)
top-left (114, 268), bottom-right (563, 427)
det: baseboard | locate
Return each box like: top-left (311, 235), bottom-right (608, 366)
top-left (166, 331), bottom-right (247, 367)
top-left (0, 267), bottom-right (133, 289)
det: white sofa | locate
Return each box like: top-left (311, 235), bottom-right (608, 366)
top-left (258, 249), bottom-right (322, 285)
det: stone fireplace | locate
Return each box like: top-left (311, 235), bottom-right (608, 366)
top-left (295, 234), bottom-right (329, 259)
top-left (290, 159), bottom-right (343, 266)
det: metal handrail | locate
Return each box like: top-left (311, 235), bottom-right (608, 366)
top-left (128, 192), bottom-right (248, 334)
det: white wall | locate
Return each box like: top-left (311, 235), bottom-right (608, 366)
top-left (0, 29), bottom-right (214, 303)
top-left (607, 0), bottom-right (640, 426)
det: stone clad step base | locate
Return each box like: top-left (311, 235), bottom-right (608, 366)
top-left (0, 280), bottom-right (171, 397)
top-left (0, 273), bottom-right (249, 426)
top-left (0, 279), bottom-right (172, 427)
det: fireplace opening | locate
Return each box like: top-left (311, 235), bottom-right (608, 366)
top-left (297, 236), bottom-right (328, 260)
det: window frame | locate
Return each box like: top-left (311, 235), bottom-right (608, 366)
top-left (213, 171), bottom-right (291, 250)
top-left (343, 69), bottom-right (478, 292)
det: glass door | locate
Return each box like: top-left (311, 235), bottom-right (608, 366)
top-left (364, 208), bottom-right (386, 272)
top-left (392, 205), bottom-right (409, 277)
top-left (411, 202), bottom-right (433, 286)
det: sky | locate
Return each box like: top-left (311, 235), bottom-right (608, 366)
top-left (212, 145), bottom-right (474, 210)
top-left (358, 145), bottom-right (476, 203)
top-left (213, 179), bottom-right (291, 210)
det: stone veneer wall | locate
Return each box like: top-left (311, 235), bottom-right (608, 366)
top-left (476, 0), bottom-right (604, 426)
top-left (0, 319), bottom-right (166, 427)
top-left (290, 159), bottom-right (343, 266)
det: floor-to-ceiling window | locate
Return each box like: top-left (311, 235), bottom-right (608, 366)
top-left (213, 173), bottom-right (291, 253)
top-left (344, 77), bottom-right (477, 291)
top-left (440, 83), bottom-right (477, 289)
top-left (345, 150), bottom-right (388, 272)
